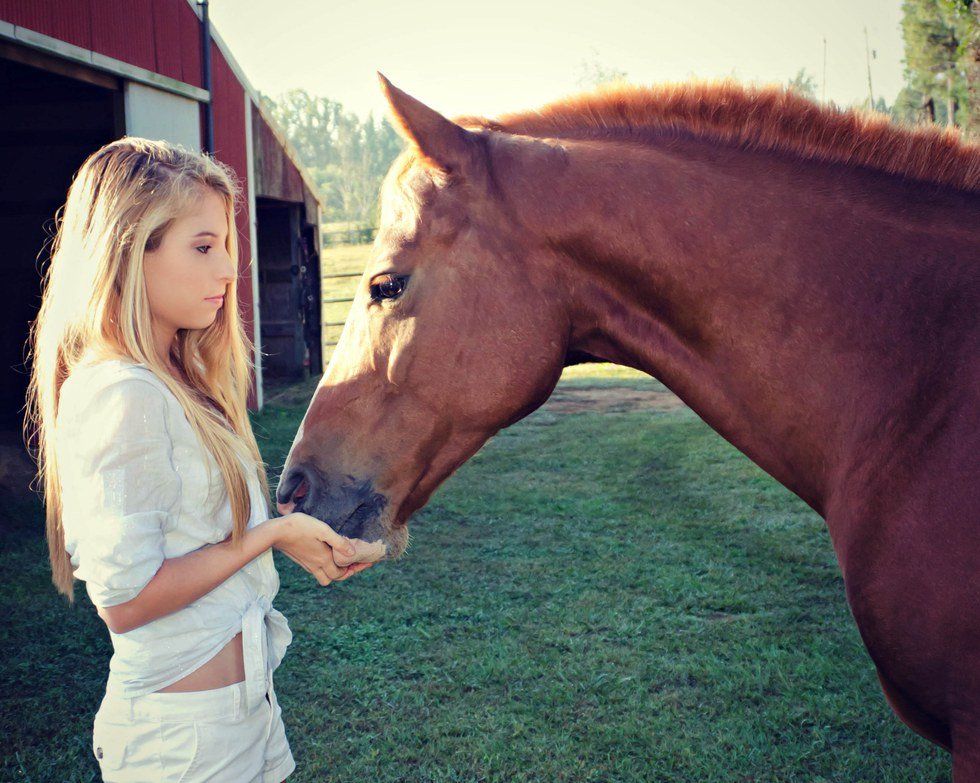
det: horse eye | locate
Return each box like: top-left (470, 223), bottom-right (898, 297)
top-left (371, 274), bottom-right (407, 301)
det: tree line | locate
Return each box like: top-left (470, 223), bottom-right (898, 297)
top-left (258, 89), bottom-right (405, 227)
top-left (261, 3), bottom-right (979, 228)
top-left (895, 0), bottom-right (979, 134)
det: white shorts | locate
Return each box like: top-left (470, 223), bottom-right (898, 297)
top-left (91, 671), bottom-right (295, 782)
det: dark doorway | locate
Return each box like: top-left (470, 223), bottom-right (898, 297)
top-left (0, 46), bottom-right (122, 489)
top-left (256, 198), bottom-right (322, 381)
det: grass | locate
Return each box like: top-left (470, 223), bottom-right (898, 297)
top-left (0, 364), bottom-right (951, 781)
top-left (320, 243), bottom-right (372, 361)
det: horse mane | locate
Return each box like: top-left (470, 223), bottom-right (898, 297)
top-left (452, 79), bottom-right (980, 194)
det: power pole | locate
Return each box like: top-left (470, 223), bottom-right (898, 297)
top-left (199, 0), bottom-right (214, 154)
top-left (863, 26), bottom-right (875, 109)
top-left (946, 71), bottom-right (957, 127)
top-left (822, 36), bottom-right (827, 103)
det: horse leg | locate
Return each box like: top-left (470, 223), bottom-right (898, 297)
top-left (953, 725), bottom-right (980, 782)
top-left (876, 668), bottom-right (951, 750)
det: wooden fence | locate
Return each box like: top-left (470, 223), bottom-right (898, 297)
top-left (321, 271), bottom-right (361, 350)
top-left (321, 227), bottom-right (377, 247)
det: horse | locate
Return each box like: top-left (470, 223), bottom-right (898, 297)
top-left (276, 74), bottom-right (980, 774)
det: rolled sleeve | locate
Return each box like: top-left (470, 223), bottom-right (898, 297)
top-left (59, 375), bottom-right (182, 609)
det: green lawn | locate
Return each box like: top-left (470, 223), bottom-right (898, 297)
top-left (321, 243), bottom-right (371, 358)
top-left (0, 365), bottom-right (950, 781)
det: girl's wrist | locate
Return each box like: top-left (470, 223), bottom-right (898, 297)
top-left (253, 516), bottom-right (286, 551)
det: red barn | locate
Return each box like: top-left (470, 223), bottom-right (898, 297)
top-left (0, 0), bottom-right (323, 435)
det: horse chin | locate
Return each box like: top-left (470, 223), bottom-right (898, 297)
top-left (332, 503), bottom-right (410, 564)
top-left (337, 523), bottom-right (409, 565)
top-left (377, 523), bottom-right (410, 561)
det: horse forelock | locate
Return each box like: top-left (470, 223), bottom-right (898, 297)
top-left (378, 151), bottom-right (425, 240)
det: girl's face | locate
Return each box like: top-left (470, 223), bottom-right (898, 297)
top-left (143, 187), bottom-right (237, 347)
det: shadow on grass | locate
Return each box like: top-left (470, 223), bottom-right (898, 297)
top-left (0, 366), bottom-right (950, 782)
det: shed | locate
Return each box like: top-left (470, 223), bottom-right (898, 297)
top-left (0, 0), bottom-right (323, 440)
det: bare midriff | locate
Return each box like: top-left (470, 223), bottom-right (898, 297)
top-left (155, 630), bottom-right (245, 692)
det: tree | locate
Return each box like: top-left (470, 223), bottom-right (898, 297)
top-left (259, 89), bottom-right (405, 225)
top-left (786, 68), bottom-right (819, 100)
top-left (944, 0), bottom-right (980, 136)
top-left (576, 50), bottom-right (628, 89)
top-left (898, 0), bottom-right (979, 130)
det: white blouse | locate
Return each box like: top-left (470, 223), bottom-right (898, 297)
top-left (55, 353), bottom-right (291, 712)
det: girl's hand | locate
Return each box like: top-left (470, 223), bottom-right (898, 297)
top-left (272, 512), bottom-right (360, 586)
top-left (333, 537), bottom-right (385, 570)
top-left (342, 560), bottom-right (376, 576)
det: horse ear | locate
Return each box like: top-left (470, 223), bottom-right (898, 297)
top-left (377, 73), bottom-right (477, 177)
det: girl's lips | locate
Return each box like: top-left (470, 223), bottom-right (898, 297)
top-left (205, 296), bottom-right (224, 305)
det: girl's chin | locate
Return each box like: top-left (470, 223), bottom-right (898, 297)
top-left (193, 311), bottom-right (221, 328)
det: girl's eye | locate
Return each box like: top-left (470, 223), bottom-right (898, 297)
top-left (369, 274), bottom-right (408, 302)
top-left (196, 245), bottom-right (211, 254)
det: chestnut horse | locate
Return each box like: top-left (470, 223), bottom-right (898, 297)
top-left (277, 75), bottom-right (980, 773)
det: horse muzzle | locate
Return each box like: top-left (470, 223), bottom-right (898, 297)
top-left (275, 461), bottom-right (390, 549)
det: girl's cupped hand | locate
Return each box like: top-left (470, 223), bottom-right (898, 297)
top-left (273, 512), bottom-right (376, 586)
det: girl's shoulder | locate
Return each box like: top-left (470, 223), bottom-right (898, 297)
top-left (59, 355), bottom-right (175, 427)
top-left (65, 354), bottom-right (168, 392)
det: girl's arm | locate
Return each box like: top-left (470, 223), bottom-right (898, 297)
top-left (59, 376), bottom-right (374, 634)
top-left (97, 513), bottom-right (359, 634)
top-left (96, 517), bottom-right (278, 634)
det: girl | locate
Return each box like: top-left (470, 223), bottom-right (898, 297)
top-left (25, 137), bottom-right (376, 782)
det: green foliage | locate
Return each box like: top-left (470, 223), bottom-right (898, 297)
top-left (944, 0), bottom-right (980, 134)
top-left (786, 68), bottom-right (818, 100)
top-left (576, 50), bottom-right (629, 89)
top-left (259, 89), bottom-right (406, 224)
top-left (899, 0), bottom-right (980, 133)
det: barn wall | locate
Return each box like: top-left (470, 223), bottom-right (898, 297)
top-left (0, 0), bottom-right (325, 410)
top-left (252, 105), bottom-right (306, 204)
top-left (123, 81), bottom-right (199, 148)
top-left (251, 103), bottom-right (321, 228)
top-left (0, 0), bottom-right (204, 88)
top-left (208, 36), bottom-right (259, 410)
top-left (250, 101), bottom-right (323, 380)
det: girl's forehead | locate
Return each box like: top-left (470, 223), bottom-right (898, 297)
top-left (186, 186), bottom-right (226, 212)
top-left (173, 190), bottom-right (228, 231)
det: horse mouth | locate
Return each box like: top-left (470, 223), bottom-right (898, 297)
top-left (331, 494), bottom-right (390, 546)
top-left (279, 465), bottom-right (401, 558)
top-left (338, 500), bottom-right (370, 533)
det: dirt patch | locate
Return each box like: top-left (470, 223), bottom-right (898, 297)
top-left (263, 377), bottom-right (321, 408)
top-left (265, 380), bottom-right (687, 415)
top-left (542, 384), bottom-right (686, 414)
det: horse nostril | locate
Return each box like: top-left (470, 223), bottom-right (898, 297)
top-left (277, 464), bottom-right (314, 507)
top-left (293, 478), bottom-right (308, 501)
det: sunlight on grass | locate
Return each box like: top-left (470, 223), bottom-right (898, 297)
top-left (0, 360), bottom-right (950, 782)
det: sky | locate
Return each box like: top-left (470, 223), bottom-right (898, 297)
top-left (208, 0), bottom-right (907, 123)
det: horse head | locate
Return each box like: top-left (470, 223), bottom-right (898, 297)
top-left (276, 75), bottom-right (573, 559)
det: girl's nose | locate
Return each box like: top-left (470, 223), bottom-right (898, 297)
top-left (219, 255), bottom-right (236, 283)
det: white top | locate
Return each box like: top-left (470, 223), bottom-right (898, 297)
top-left (55, 353), bottom-right (291, 710)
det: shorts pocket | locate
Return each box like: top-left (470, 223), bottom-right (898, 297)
top-left (92, 719), bottom-right (127, 771)
top-left (157, 722), bottom-right (199, 782)
top-left (176, 718), bottom-right (265, 781)
top-left (262, 689), bottom-right (294, 778)
top-left (267, 687), bottom-right (283, 732)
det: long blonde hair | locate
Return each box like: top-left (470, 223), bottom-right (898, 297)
top-left (24, 136), bottom-right (271, 604)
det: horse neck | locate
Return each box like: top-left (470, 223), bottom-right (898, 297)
top-left (521, 133), bottom-right (972, 517)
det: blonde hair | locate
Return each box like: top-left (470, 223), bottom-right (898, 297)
top-left (24, 136), bottom-right (271, 604)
